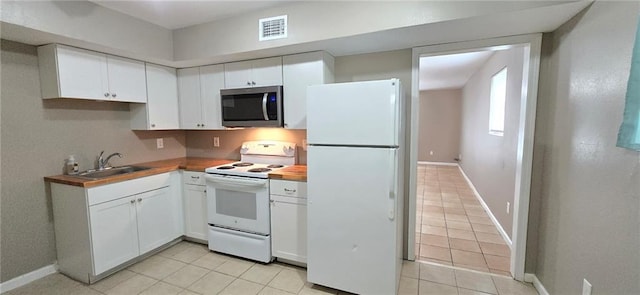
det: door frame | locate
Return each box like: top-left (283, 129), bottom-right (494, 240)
top-left (407, 34), bottom-right (542, 281)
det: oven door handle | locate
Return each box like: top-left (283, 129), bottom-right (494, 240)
top-left (205, 174), bottom-right (268, 187)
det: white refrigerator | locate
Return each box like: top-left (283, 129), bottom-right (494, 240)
top-left (306, 79), bottom-right (405, 295)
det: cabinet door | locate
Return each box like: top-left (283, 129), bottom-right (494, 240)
top-left (56, 46), bottom-right (109, 100)
top-left (89, 196), bottom-right (138, 275)
top-left (199, 64), bottom-right (224, 129)
top-left (136, 186), bottom-right (178, 255)
top-left (145, 64), bottom-right (180, 129)
top-left (178, 67), bottom-right (203, 129)
top-left (106, 55), bottom-right (147, 103)
top-left (183, 185), bottom-right (208, 241)
top-left (224, 60), bottom-right (253, 89)
top-left (251, 57), bottom-right (283, 87)
top-left (270, 195), bottom-right (307, 263)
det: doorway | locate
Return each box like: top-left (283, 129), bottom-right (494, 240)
top-left (406, 34), bottom-right (542, 281)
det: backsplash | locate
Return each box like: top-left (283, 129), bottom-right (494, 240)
top-left (186, 129), bottom-right (307, 164)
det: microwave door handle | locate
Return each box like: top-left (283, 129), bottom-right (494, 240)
top-left (262, 93), bottom-right (269, 120)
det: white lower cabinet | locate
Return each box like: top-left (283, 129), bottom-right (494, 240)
top-left (270, 180), bottom-right (308, 264)
top-left (182, 171), bottom-right (208, 242)
top-left (51, 172), bottom-right (182, 283)
top-left (89, 194), bottom-right (139, 275)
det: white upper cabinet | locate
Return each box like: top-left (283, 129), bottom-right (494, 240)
top-left (105, 55), bottom-right (147, 103)
top-left (130, 64), bottom-right (180, 130)
top-left (283, 52), bottom-right (335, 129)
top-left (199, 64), bottom-right (225, 129)
top-left (178, 65), bottom-right (224, 129)
top-left (224, 57), bottom-right (283, 89)
top-left (38, 44), bottom-right (147, 103)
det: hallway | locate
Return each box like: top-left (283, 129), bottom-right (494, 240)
top-left (415, 164), bottom-right (511, 276)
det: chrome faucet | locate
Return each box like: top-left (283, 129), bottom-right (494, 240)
top-left (97, 151), bottom-right (123, 170)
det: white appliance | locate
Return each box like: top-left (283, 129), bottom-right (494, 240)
top-left (306, 79), bottom-right (405, 295)
top-left (205, 141), bottom-right (296, 263)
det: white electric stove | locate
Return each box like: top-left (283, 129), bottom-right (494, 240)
top-left (204, 141), bottom-right (296, 263)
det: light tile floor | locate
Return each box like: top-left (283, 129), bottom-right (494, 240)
top-left (6, 241), bottom-right (536, 295)
top-left (6, 241), bottom-right (537, 295)
top-left (415, 165), bottom-right (512, 276)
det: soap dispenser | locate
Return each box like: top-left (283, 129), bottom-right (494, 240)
top-left (65, 155), bottom-right (79, 175)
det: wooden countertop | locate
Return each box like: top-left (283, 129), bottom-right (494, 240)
top-left (44, 157), bottom-right (234, 188)
top-left (268, 165), bottom-right (307, 182)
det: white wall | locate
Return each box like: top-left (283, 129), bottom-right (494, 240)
top-left (172, 1), bottom-right (564, 62)
top-left (0, 0), bottom-right (174, 61)
top-left (531, 2), bottom-right (640, 293)
top-left (459, 47), bottom-right (525, 240)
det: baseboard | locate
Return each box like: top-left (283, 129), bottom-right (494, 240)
top-left (0, 264), bottom-right (58, 294)
top-left (418, 161), bottom-right (459, 166)
top-left (457, 166), bottom-right (512, 248)
top-left (524, 273), bottom-right (549, 295)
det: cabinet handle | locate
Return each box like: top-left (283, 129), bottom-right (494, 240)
top-left (151, 124), bottom-right (156, 128)
top-left (270, 200), bottom-right (275, 203)
top-left (251, 81), bottom-right (256, 85)
top-left (137, 198), bottom-right (142, 202)
top-left (191, 176), bottom-right (200, 179)
top-left (111, 93), bottom-right (117, 98)
top-left (104, 93), bottom-right (109, 97)
top-left (247, 81), bottom-right (251, 85)
top-left (202, 123), bottom-right (205, 127)
top-left (130, 199), bottom-right (135, 204)
top-left (284, 188), bottom-right (296, 193)
top-left (204, 190), bottom-right (206, 193)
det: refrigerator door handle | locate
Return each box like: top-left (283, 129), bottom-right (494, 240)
top-left (388, 149), bottom-right (397, 221)
top-left (262, 93), bottom-right (269, 120)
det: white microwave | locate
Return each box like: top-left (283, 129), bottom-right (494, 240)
top-left (220, 86), bottom-right (283, 128)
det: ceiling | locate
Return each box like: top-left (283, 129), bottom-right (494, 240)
top-left (89, 0), bottom-right (289, 29)
top-left (419, 51), bottom-right (495, 91)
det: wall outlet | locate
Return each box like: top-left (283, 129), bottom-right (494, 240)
top-left (213, 137), bottom-right (220, 147)
top-left (156, 138), bottom-right (164, 149)
top-left (582, 279), bottom-right (592, 295)
top-left (429, 150), bottom-right (434, 156)
top-left (506, 202), bottom-right (510, 214)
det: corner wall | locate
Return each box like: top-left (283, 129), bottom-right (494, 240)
top-left (418, 89), bottom-right (462, 163)
top-left (531, 2), bottom-right (640, 293)
top-left (0, 40), bottom-right (186, 282)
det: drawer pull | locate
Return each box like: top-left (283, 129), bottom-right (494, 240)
top-left (284, 188), bottom-right (296, 193)
top-left (191, 176), bottom-right (200, 179)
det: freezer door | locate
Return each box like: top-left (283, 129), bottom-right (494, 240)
top-left (307, 79), bottom-right (401, 146)
top-left (307, 145), bottom-right (402, 295)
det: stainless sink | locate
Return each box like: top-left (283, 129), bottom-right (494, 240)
top-left (75, 166), bottom-right (152, 180)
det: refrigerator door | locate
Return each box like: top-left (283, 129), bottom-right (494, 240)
top-left (307, 145), bottom-right (402, 295)
top-left (307, 79), bottom-right (401, 147)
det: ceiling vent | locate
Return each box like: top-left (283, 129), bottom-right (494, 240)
top-left (259, 15), bottom-right (287, 41)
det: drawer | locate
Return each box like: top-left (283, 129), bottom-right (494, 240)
top-left (183, 171), bottom-right (205, 186)
top-left (270, 180), bottom-right (307, 198)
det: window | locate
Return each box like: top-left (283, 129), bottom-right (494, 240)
top-left (489, 67), bottom-right (508, 136)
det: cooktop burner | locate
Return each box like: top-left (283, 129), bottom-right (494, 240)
top-left (232, 162), bottom-right (254, 167)
top-left (217, 166), bottom-right (235, 170)
top-left (266, 164), bottom-right (284, 168)
top-left (248, 168), bottom-right (272, 173)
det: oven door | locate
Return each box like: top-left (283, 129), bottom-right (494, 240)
top-left (205, 174), bottom-right (270, 235)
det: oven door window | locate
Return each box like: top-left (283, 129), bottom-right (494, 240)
top-left (215, 189), bottom-right (257, 220)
